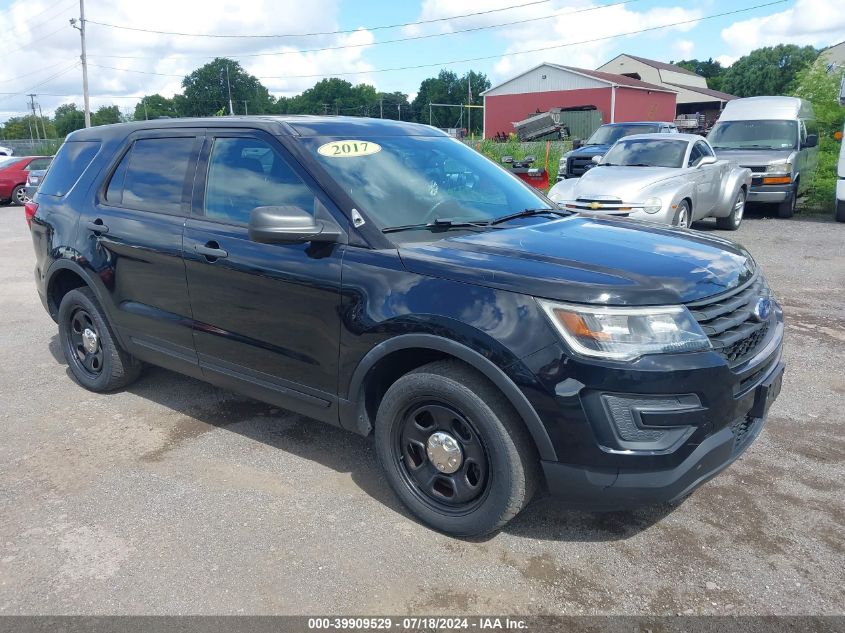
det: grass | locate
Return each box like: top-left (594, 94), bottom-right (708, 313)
top-left (467, 138), bottom-right (573, 193)
top-left (801, 136), bottom-right (840, 214)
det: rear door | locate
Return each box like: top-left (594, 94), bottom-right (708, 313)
top-left (183, 130), bottom-right (346, 423)
top-left (90, 130), bottom-right (203, 372)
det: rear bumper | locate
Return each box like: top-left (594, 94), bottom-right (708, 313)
top-left (747, 183), bottom-right (792, 203)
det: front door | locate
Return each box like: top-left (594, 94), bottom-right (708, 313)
top-left (688, 140), bottom-right (718, 216)
top-left (90, 131), bottom-right (202, 372)
top-left (183, 132), bottom-right (346, 423)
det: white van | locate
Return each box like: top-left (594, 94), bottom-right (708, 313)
top-left (708, 96), bottom-right (818, 218)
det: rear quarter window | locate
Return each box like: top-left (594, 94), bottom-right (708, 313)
top-left (37, 141), bottom-right (101, 197)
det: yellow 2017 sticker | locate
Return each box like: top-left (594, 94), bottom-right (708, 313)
top-left (317, 140), bottom-right (382, 158)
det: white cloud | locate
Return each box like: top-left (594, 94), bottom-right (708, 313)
top-left (719, 0), bottom-right (845, 60)
top-left (673, 39), bottom-right (695, 60)
top-left (0, 0), bottom-right (376, 122)
top-left (405, 1), bottom-right (704, 84)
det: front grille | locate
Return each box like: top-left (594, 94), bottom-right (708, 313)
top-left (567, 155), bottom-right (595, 177)
top-left (730, 415), bottom-right (762, 455)
top-left (743, 165), bottom-right (767, 174)
top-left (687, 275), bottom-right (772, 367)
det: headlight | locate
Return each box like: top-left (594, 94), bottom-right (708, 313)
top-left (538, 300), bottom-right (712, 361)
top-left (766, 162), bottom-right (792, 174)
top-left (643, 197), bottom-right (662, 214)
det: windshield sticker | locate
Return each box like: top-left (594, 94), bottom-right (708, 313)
top-left (317, 140), bottom-right (382, 158)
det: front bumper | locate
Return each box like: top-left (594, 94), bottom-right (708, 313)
top-left (747, 182), bottom-right (792, 203)
top-left (542, 359), bottom-right (783, 508)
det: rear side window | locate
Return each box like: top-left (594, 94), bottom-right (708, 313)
top-left (105, 137), bottom-right (195, 214)
top-left (26, 158), bottom-right (52, 171)
top-left (38, 141), bottom-right (100, 197)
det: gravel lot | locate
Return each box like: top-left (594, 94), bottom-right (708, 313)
top-left (0, 203), bottom-right (842, 616)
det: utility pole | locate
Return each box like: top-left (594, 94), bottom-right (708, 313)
top-left (225, 64), bottom-right (234, 116)
top-left (397, 103), bottom-right (401, 120)
top-left (27, 94), bottom-right (40, 142)
top-left (242, 100), bottom-right (249, 115)
top-left (379, 99), bottom-right (383, 118)
top-left (70, 1), bottom-right (90, 127)
top-left (37, 101), bottom-right (48, 140)
top-left (142, 98), bottom-right (148, 120)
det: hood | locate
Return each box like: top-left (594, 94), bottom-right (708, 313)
top-left (398, 216), bottom-right (754, 305)
top-left (710, 148), bottom-right (794, 168)
top-left (571, 144), bottom-right (612, 156)
top-left (566, 166), bottom-right (679, 201)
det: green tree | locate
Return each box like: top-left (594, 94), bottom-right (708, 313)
top-left (53, 103), bottom-right (86, 137)
top-left (411, 69), bottom-right (490, 132)
top-left (91, 105), bottom-right (122, 126)
top-left (721, 45), bottom-right (819, 97)
top-left (134, 94), bottom-right (178, 120)
top-left (181, 58), bottom-right (274, 117)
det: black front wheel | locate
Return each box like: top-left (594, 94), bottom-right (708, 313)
top-left (58, 287), bottom-right (142, 391)
top-left (375, 360), bottom-right (539, 537)
top-left (777, 187), bottom-right (797, 218)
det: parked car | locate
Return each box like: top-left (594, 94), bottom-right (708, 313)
top-left (548, 134), bottom-right (752, 229)
top-left (708, 96), bottom-right (817, 218)
top-left (0, 155), bottom-right (52, 206)
top-left (0, 145), bottom-right (13, 156)
top-left (23, 168), bottom-right (49, 202)
top-left (28, 117), bottom-right (784, 537)
top-left (558, 121), bottom-right (678, 180)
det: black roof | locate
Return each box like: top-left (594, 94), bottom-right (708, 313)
top-left (68, 115), bottom-right (447, 140)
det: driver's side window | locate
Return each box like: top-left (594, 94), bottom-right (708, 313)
top-left (204, 137), bottom-right (315, 225)
top-left (687, 142), bottom-right (705, 167)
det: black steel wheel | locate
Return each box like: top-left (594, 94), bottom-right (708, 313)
top-left (58, 287), bottom-right (142, 392)
top-left (396, 402), bottom-right (490, 513)
top-left (375, 359), bottom-right (539, 537)
top-left (67, 307), bottom-right (105, 378)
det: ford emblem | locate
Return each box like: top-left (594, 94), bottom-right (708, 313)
top-left (751, 297), bottom-right (772, 322)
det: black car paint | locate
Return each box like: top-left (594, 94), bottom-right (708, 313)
top-left (30, 116), bottom-right (784, 508)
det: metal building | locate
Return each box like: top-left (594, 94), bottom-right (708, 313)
top-left (482, 63), bottom-right (677, 139)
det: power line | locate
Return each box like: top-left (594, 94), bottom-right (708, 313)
top-left (0, 60), bottom-right (80, 84)
top-left (85, 0), bottom-right (556, 38)
top-left (89, 0), bottom-right (640, 61)
top-left (3, 21), bottom-right (74, 56)
top-left (0, 62), bottom-right (80, 106)
top-left (3, 0), bottom-right (77, 34)
top-left (86, 1), bottom-right (788, 83)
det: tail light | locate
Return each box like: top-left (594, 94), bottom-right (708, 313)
top-left (24, 201), bottom-right (38, 228)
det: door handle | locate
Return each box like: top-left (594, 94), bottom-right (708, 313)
top-left (194, 242), bottom-right (228, 261)
top-left (86, 219), bottom-right (109, 234)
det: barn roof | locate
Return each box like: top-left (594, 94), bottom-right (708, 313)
top-left (482, 63), bottom-right (677, 96)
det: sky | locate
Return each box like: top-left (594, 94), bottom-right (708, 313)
top-left (1, 0), bottom-right (843, 124)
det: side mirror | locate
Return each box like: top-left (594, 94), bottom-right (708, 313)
top-left (803, 134), bottom-right (818, 148)
top-left (697, 155), bottom-right (718, 167)
top-left (573, 139), bottom-right (584, 149)
top-left (248, 206), bottom-right (340, 244)
top-left (591, 155), bottom-right (602, 164)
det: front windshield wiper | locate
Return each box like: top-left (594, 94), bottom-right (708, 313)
top-left (381, 218), bottom-right (498, 234)
top-left (626, 163), bottom-right (655, 167)
top-left (489, 208), bottom-right (570, 226)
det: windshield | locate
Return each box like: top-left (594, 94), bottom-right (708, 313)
top-left (586, 124), bottom-right (659, 145)
top-left (601, 138), bottom-right (688, 168)
top-left (708, 120), bottom-right (797, 150)
top-left (301, 135), bottom-right (550, 237)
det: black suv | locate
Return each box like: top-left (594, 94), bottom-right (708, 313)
top-left (27, 117), bottom-right (784, 536)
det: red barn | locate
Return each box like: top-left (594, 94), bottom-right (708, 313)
top-left (482, 63), bottom-right (677, 139)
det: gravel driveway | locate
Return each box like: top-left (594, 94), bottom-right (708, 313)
top-left (0, 204), bottom-right (842, 615)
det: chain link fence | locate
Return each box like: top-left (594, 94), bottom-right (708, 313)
top-left (0, 138), bottom-right (63, 156)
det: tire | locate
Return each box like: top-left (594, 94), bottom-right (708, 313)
top-left (835, 200), bottom-right (845, 223)
top-left (374, 359), bottom-right (539, 537)
top-left (717, 189), bottom-right (746, 231)
top-left (777, 187), bottom-right (796, 218)
top-left (672, 200), bottom-right (691, 228)
top-left (11, 184), bottom-right (26, 206)
top-left (58, 287), bottom-right (142, 392)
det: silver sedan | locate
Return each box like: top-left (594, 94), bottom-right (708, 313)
top-left (548, 133), bottom-right (751, 230)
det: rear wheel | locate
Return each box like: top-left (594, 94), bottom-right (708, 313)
top-left (58, 287), bottom-right (142, 392)
top-left (835, 200), bottom-right (845, 223)
top-left (375, 360), bottom-right (539, 537)
top-left (11, 184), bottom-right (26, 206)
top-left (717, 189), bottom-right (746, 230)
top-left (777, 187), bottom-right (797, 218)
